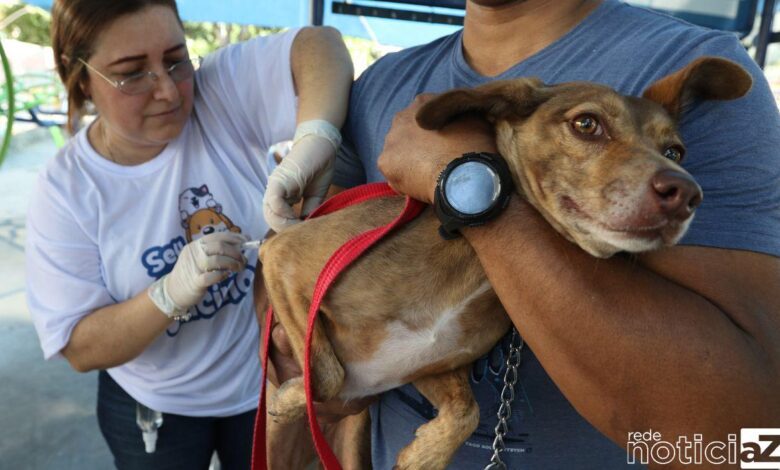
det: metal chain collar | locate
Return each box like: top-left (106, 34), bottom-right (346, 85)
top-left (484, 327), bottom-right (524, 470)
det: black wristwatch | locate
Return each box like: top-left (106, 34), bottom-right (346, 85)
top-left (433, 152), bottom-right (514, 240)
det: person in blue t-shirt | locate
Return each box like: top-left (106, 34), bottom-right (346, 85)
top-left (263, 0), bottom-right (780, 468)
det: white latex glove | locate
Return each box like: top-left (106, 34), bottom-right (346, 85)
top-left (263, 134), bottom-right (336, 232)
top-left (148, 232), bottom-right (247, 318)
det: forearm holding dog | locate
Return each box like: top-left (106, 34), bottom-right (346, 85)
top-left (464, 199), bottom-right (780, 446)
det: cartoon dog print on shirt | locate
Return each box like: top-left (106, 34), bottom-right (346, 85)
top-left (185, 208), bottom-right (242, 242)
top-left (179, 185), bottom-right (222, 227)
top-left (178, 185), bottom-right (242, 242)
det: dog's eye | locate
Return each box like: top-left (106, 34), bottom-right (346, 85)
top-left (571, 114), bottom-right (603, 136)
top-left (663, 145), bottom-right (685, 163)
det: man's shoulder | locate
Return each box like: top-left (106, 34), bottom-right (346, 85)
top-left (603, 0), bottom-right (732, 38)
top-left (595, 1), bottom-right (744, 64)
top-left (535, 1), bottom-right (753, 95)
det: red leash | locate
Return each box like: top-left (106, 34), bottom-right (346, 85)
top-left (251, 183), bottom-right (426, 470)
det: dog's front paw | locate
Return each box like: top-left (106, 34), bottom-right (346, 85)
top-left (394, 451), bottom-right (431, 470)
top-left (394, 439), bottom-right (452, 470)
top-left (392, 460), bottom-right (435, 470)
top-left (268, 399), bottom-right (305, 424)
top-left (268, 377), bottom-right (306, 424)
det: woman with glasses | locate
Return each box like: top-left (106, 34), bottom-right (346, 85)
top-left (24, 0), bottom-right (353, 468)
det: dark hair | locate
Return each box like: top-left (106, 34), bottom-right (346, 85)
top-left (51, 0), bottom-right (182, 132)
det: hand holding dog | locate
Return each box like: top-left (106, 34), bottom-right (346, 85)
top-left (378, 94), bottom-right (498, 204)
top-left (263, 134), bottom-right (336, 232)
top-left (156, 232), bottom-right (248, 312)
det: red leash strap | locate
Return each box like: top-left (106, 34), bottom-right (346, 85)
top-left (251, 183), bottom-right (426, 470)
top-left (306, 182), bottom-right (401, 218)
top-left (251, 304), bottom-right (275, 470)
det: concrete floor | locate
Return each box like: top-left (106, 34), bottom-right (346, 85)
top-left (0, 125), bottom-right (114, 469)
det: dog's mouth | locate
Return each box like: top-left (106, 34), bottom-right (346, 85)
top-left (559, 195), bottom-right (689, 246)
top-left (602, 221), bottom-right (667, 237)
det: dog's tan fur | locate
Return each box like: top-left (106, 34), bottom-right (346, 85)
top-left (258, 57), bottom-right (751, 469)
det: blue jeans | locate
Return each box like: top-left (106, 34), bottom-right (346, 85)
top-left (97, 370), bottom-right (256, 470)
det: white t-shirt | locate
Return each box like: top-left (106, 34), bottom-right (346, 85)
top-left (25, 29), bottom-right (300, 417)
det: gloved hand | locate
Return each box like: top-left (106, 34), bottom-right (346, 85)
top-left (264, 118), bottom-right (343, 233)
top-left (148, 232), bottom-right (247, 319)
top-left (263, 134), bottom-right (336, 232)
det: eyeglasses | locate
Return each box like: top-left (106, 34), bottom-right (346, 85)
top-left (78, 56), bottom-right (201, 96)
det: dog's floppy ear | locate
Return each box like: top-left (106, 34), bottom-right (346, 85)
top-left (642, 56), bottom-right (752, 120)
top-left (416, 77), bottom-right (548, 130)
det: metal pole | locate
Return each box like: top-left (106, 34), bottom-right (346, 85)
top-left (311, 0), bottom-right (324, 25)
top-left (755, 0), bottom-right (777, 68)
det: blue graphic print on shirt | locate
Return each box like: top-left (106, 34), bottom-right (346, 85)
top-left (141, 235), bottom-right (255, 337)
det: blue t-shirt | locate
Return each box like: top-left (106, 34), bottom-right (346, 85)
top-left (334, 1), bottom-right (780, 468)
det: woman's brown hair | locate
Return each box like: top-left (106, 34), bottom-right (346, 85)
top-left (51, 0), bottom-right (182, 132)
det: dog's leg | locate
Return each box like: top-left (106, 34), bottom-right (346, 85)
top-left (267, 329), bottom-right (346, 423)
top-left (324, 410), bottom-right (372, 470)
top-left (268, 376), bottom-right (307, 422)
top-left (266, 385), bottom-right (367, 470)
top-left (394, 367), bottom-right (479, 470)
top-left (266, 285), bottom-right (346, 423)
top-left (266, 380), bottom-right (319, 470)
top-left (263, 238), bottom-right (346, 422)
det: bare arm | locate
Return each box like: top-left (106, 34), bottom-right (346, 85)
top-left (61, 292), bottom-right (172, 372)
top-left (291, 26), bottom-right (354, 127)
top-left (60, 232), bottom-right (245, 373)
top-left (379, 97), bottom-right (780, 451)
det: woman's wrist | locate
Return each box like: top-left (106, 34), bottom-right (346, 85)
top-left (148, 276), bottom-right (190, 322)
top-left (293, 120), bottom-right (342, 152)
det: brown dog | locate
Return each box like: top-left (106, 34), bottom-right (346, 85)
top-left (259, 57), bottom-right (751, 470)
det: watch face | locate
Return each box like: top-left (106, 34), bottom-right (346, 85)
top-left (444, 161), bottom-right (501, 215)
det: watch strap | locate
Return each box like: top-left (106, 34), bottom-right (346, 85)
top-left (434, 188), bottom-right (467, 240)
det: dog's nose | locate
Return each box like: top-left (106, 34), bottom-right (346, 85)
top-left (651, 170), bottom-right (703, 220)
top-left (203, 226), bottom-right (215, 235)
